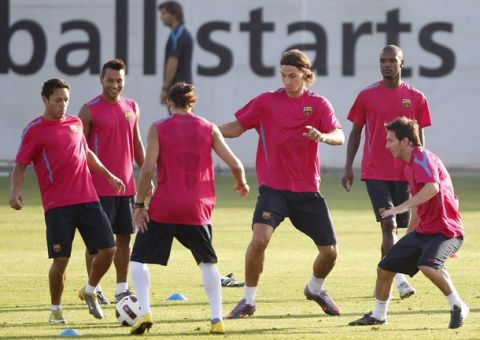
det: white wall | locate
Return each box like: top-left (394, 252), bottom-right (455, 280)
top-left (1, 0), bottom-right (478, 169)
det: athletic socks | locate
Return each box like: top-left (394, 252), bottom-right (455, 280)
top-left (243, 286), bottom-right (257, 305)
top-left (130, 261), bottom-right (152, 316)
top-left (446, 291), bottom-right (465, 309)
top-left (199, 262), bottom-right (223, 321)
top-left (394, 273), bottom-right (408, 287)
top-left (115, 282), bottom-right (129, 296)
top-left (84, 283), bottom-right (96, 294)
top-left (372, 298), bottom-right (389, 321)
top-left (307, 275), bottom-right (325, 294)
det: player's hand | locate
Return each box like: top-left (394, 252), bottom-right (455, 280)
top-left (234, 183), bottom-right (250, 197)
top-left (380, 206), bottom-right (407, 219)
top-left (342, 168), bottom-right (354, 191)
top-left (108, 175), bottom-right (125, 193)
top-left (9, 192), bottom-right (24, 210)
top-left (303, 125), bottom-right (324, 142)
top-left (133, 207), bottom-right (149, 233)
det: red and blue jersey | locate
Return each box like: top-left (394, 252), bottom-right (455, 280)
top-left (15, 115), bottom-right (98, 211)
top-left (348, 81), bottom-right (432, 181)
top-left (235, 88), bottom-right (341, 192)
top-left (85, 95), bottom-right (138, 196)
top-left (405, 147), bottom-right (463, 237)
top-left (148, 114), bottom-right (215, 225)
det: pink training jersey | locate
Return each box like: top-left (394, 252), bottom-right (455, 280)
top-left (15, 115), bottom-right (99, 211)
top-left (235, 88), bottom-right (341, 192)
top-left (85, 95), bottom-right (138, 196)
top-left (405, 147), bottom-right (464, 238)
top-left (148, 114), bottom-right (216, 225)
top-left (348, 81), bottom-right (432, 181)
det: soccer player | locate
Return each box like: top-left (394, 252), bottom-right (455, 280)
top-left (128, 82), bottom-right (249, 335)
top-left (158, 1), bottom-right (193, 106)
top-left (9, 79), bottom-right (125, 324)
top-left (349, 117), bottom-right (468, 329)
top-left (220, 49), bottom-right (344, 319)
top-left (342, 45), bottom-right (432, 299)
top-left (79, 59), bottom-right (147, 304)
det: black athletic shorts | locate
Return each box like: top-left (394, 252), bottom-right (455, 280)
top-left (365, 180), bottom-right (410, 228)
top-left (44, 202), bottom-right (115, 258)
top-left (252, 186), bottom-right (337, 246)
top-left (99, 196), bottom-right (134, 235)
top-left (378, 231), bottom-right (463, 277)
top-left (130, 221), bottom-right (218, 266)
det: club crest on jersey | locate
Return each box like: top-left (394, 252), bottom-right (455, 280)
top-left (69, 124), bottom-right (79, 133)
top-left (124, 111), bottom-right (133, 120)
top-left (402, 99), bottom-right (412, 107)
top-left (303, 106), bottom-right (313, 115)
top-left (262, 211), bottom-right (272, 220)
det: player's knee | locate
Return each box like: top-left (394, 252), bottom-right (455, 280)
top-left (380, 219), bottom-right (397, 233)
top-left (97, 246), bottom-right (116, 259)
top-left (377, 266), bottom-right (394, 280)
top-left (249, 237), bottom-right (269, 253)
top-left (418, 265), bottom-right (435, 277)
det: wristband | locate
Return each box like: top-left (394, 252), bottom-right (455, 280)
top-left (133, 202), bottom-right (145, 209)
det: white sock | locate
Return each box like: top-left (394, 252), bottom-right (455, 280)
top-left (394, 273), bottom-right (408, 287)
top-left (446, 291), bottom-right (464, 309)
top-left (115, 282), bottom-right (129, 296)
top-left (51, 304), bottom-right (61, 311)
top-left (372, 298), bottom-right (389, 321)
top-left (94, 284), bottom-right (102, 293)
top-left (243, 286), bottom-right (257, 305)
top-left (199, 262), bottom-right (222, 321)
top-left (307, 275), bottom-right (325, 294)
top-left (130, 261), bottom-right (151, 316)
top-left (85, 283), bottom-right (96, 294)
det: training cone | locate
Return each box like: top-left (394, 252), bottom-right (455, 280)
top-left (165, 293), bottom-right (188, 301)
top-left (59, 328), bottom-right (81, 336)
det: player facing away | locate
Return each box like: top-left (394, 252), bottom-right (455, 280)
top-left (220, 49), bottom-right (345, 319)
top-left (79, 59), bottom-right (147, 305)
top-left (349, 117), bottom-right (468, 329)
top-left (9, 79), bottom-right (125, 324)
top-left (128, 82), bottom-right (249, 335)
top-left (342, 45), bottom-right (432, 299)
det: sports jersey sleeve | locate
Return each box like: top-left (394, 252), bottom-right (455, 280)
top-left (412, 149), bottom-right (440, 184)
top-left (415, 94), bottom-right (432, 128)
top-left (15, 128), bottom-right (38, 165)
top-left (317, 97), bottom-right (342, 133)
top-left (346, 93), bottom-right (366, 126)
top-left (235, 96), bottom-right (261, 130)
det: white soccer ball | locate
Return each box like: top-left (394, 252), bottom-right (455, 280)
top-left (115, 295), bottom-right (141, 326)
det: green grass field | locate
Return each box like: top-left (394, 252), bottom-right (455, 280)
top-left (0, 173), bottom-right (478, 339)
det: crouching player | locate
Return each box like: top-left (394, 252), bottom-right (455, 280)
top-left (349, 117), bottom-right (468, 329)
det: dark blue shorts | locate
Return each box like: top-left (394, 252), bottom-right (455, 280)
top-left (252, 186), bottom-right (337, 246)
top-left (378, 231), bottom-right (463, 277)
top-left (130, 221), bottom-right (217, 266)
top-left (44, 202), bottom-right (115, 258)
top-left (99, 196), bottom-right (134, 235)
top-left (365, 180), bottom-right (410, 228)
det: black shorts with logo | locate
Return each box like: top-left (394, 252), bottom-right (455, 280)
top-left (130, 221), bottom-right (217, 266)
top-left (252, 186), bottom-right (337, 246)
top-left (99, 196), bottom-right (134, 235)
top-left (378, 231), bottom-right (463, 277)
top-left (44, 201), bottom-right (115, 258)
top-left (365, 180), bottom-right (410, 228)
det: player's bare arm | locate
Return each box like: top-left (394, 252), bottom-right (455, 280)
top-left (218, 120), bottom-right (245, 138)
top-left (381, 182), bottom-right (439, 218)
top-left (86, 149), bottom-right (125, 193)
top-left (9, 163), bottom-right (27, 210)
top-left (303, 126), bottom-right (344, 145)
top-left (134, 124), bottom-right (159, 232)
top-left (212, 125), bottom-right (249, 197)
top-left (133, 110), bottom-right (146, 168)
top-left (78, 105), bottom-right (93, 138)
top-left (342, 123), bottom-right (363, 191)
